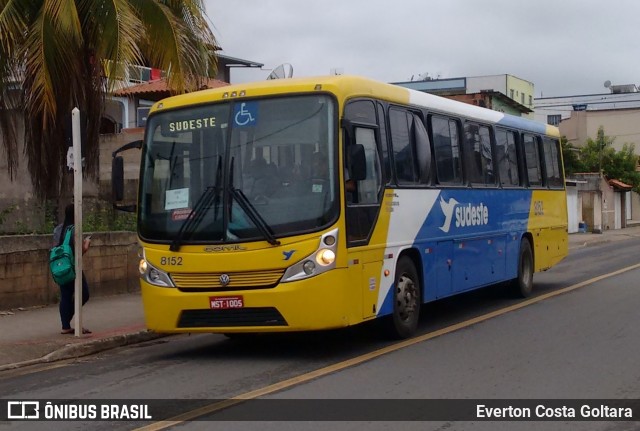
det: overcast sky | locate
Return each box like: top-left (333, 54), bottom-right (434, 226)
top-left (204, 0), bottom-right (640, 98)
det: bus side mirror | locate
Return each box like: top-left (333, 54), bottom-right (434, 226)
top-left (111, 140), bottom-right (142, 213)
top-left (349, 144), bottom-right (367, 181)
top-left (112, 156), bottom-right (125, 201)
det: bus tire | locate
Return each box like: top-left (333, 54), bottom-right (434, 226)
top-left (511, 238), bottom-right (534, 298)
top-left (386, 256), bottom-right (421, 339)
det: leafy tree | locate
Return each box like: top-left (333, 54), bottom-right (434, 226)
top-left (579, 126), bottom-right (616, 174)
top-left (0, 0), bottom-right (217, 200)
top-left (607, 144), bottom-right (640, 192)
top-left (575, 126), bottom-right (640, 192)
top-left (560, 136), bottom-right (583, 176)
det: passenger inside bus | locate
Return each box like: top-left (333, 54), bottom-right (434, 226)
top-left (310, 151), bottom-right (328, 181)
top-left (248, 155), bottom-right (278, 198)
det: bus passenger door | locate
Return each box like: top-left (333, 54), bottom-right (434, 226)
top-left (344, 249), bottom-right (384, 320)
top-left (343, 121), bottom-right (385, 320)
top-left (435, 241), bottom-right (453, 298)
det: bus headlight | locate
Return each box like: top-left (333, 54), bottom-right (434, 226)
top-left (282, 229), bottom-right (338, 282)
top-left (303, 260), bottom-right (316, 275)
top-left (139, 259), bottom-right (148, 275)
top-left (316, 249), bottom-right (335, 266)
top-left (139, 259), bottom-right (174, 287)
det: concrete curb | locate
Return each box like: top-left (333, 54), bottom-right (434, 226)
top-left (0, 330), bottom-right (168, 372)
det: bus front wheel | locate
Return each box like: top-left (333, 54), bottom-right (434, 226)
top-left (386, 256), bottom-right (421, 339)
top-left (511, 238), bottom-right (534, 298)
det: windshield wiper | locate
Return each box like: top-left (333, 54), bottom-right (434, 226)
top-left (170, 156), bottom-right (222, 251)
top-left (229, 157), bottom-right (280, 246)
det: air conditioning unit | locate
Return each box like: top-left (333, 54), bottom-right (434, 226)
top-left (137, 107), bottom-right (151, 127)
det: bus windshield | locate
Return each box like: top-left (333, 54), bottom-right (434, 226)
top-left (138, 94), bottom-right (338, 245)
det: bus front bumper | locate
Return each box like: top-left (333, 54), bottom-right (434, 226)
top-left (140, 269), bottom-right (359, 333)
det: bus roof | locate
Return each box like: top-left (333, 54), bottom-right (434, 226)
top-left (151, 75), bottom-right (559, 137)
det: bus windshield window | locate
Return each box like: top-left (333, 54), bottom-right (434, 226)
top-left (139, 95), bottom-right (338, 243)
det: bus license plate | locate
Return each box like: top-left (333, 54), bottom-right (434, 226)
top-left (210, 296), bottom-right (244, 309)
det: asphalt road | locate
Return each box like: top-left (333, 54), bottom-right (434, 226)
top-left (2, 238), bottom-right (640, 431)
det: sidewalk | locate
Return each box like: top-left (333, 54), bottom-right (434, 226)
top-left (2, 226), bottom-right (640, 372)
top-left (0, 292), bottom-right (163, 371)
top-left (568, 224), bottom-right (640, 250)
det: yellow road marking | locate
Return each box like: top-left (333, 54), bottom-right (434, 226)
top-left (131, 262), bottom-right (640, 429)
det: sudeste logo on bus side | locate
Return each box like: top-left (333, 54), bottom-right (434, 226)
top-left (438, 196), bottom-right (490, 233)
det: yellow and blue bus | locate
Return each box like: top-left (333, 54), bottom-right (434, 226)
top-left (112, 75), bottom-right (567, 338)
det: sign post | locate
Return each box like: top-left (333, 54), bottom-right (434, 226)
top-left (71, 108), bottom-right (83, 337)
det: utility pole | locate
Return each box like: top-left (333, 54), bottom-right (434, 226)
top-left (71, 108), bottom-right (84, 337)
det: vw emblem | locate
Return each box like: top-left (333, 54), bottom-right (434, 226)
top-left (219, 274), bottom-right (230, 287)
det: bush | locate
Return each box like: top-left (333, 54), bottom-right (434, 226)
top-left (0, 200), bottom-right (136, 235)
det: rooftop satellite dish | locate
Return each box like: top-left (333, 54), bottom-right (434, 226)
top-left (267, 63), bottom-right (293, 80)
top-left (604, 80), bottom-right (612, 88)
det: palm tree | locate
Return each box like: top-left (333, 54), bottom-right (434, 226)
top-left (0, 0), bottom-right (217, 200)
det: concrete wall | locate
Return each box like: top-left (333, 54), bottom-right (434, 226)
top-left (631, 191), bottom-right (640, 220)
top-left (1, 128), bottom-right (144, 234)
top-left (506, 75), bottom-right (535, 111)
top-left (566, 185), bottom-right (579, 233)
top-left (560, 108), bottom-right (640, 153)
top-left (0, 116), bottom-right (40, 233)
top-left (574, 173), bottom-right (620, 232)
top-left (0, 232), bottom-right (139, 310)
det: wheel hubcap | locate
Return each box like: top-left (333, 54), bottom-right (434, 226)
top-left (522, 255), bottom-right (532, 287)
top-left (396, 274), bottom-right (417, 321)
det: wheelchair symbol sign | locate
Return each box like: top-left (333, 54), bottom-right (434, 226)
top-left (233, 102), bottom-right (258, 127)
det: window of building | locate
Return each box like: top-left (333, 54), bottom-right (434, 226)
top-left (547, 115), bottom-right (561, 126)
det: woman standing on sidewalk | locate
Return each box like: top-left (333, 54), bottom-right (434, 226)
top-left (56, 204), bottom-right (91, 334)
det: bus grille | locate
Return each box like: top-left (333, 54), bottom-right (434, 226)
top-left (170, 269), bottom-right (284, 289)
top-left (177, 308), bottom-right (288, 328)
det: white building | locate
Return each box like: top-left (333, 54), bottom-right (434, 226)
top-left (534, 85), bottom-right (640, 153)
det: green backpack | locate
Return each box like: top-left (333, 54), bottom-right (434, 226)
top-left (49, 227), bottom-right (75, 285)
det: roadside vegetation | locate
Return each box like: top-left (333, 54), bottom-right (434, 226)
top-left (562, 126), bottom-right (640, 192)
top-left (0, 202), bottom-right (135, 235)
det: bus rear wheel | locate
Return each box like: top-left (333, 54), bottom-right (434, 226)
top-left (386, 256), bottom-right (421, 339)
top-left (511, 238), bottom-right (534, 298)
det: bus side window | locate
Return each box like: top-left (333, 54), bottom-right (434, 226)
top-left (377, 103), bottom-right (392, 184)
top-left (353, 128), bottom-right (382, 204)
top-left (523, 134), bottom-right (543, 187)
top-left (464, 122), bottom-right (495, 186)
top-left (388, 108), bottom-right (430, 186)
top-left (543, 137), bottom-right (564, 189)
top-left (495, 128), bottom-right (520, 187)
top-left (430, 116), bottom-right (463, 185)
top-left (412, 113), bottom-right (432, 184)
top-left (389, 108), bottom-right (418, 185)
